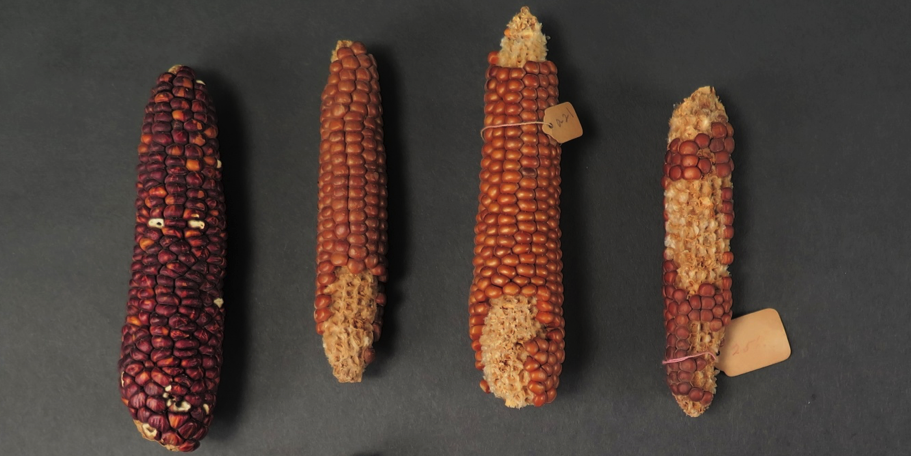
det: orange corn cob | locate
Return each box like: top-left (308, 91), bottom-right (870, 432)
top-left (469, 7), bottom-right (565, 408)
top-left (315, 41), bottom-right (388, 383)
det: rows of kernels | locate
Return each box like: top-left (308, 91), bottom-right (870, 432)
top-left (315, 42), bottom-right (387, 341)
top-left (470, 52), bottom-right (565, 406)
top-left (662, 121), bottom-right (735, 182)
top-left (662, 94), bottom-right (734, 414)
top-left (120, 66), bottom-right (226, 452)
top-left (662, 117), bottom-right (735, 295)
top-left (661, 274), bottom-right (732, 403)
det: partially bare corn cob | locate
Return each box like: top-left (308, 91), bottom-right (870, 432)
top-left (119, 65), bottom-right (227, 451)
top-left (315, 41), bottom-right (387, 383)
top-left (470, 7), bottom-right (565, 408)
top-left (661, 87), bottom-right (735, 417)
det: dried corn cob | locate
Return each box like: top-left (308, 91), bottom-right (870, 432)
top-left (315, 41), bottom-right (387, 383)
top-left (661, 87), bottom-right (735, 417)
top-left (469, 7), bottom-right (565, 408)
top-left (118, 65), bottom-right (226, 452)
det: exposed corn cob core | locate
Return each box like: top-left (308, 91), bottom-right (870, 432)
top-left (470, 7), bottom-right (565, 408)
top-left (661, 87), bottom-right (735, 417)
top-left (497, 6), bottom-right (547, 68)
top-left (119, 65), bottom-right (226, 452)
top-left (321, 267), bottom-right (378, 382)
top-left (315, 41), bottom-right (387, 383)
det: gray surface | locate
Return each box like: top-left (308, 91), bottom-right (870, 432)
top-left (1, 0), bottom-right (910, 454)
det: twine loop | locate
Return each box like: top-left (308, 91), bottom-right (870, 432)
top-left (662, 351), bottom-right (717, 365)
top-left (480, 121), bottom-right (548, 139)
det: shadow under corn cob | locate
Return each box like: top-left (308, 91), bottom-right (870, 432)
top-left (661, 87), bottom-right (734, 417)
top-left (469, 7), bottom-right (565, 408)
top-left (315, 41), bottom-right (387, 383)
top-left (119, 65), bottom-right (226, 451)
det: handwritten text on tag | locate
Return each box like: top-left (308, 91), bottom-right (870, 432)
top-left (542, 102), bottom-right (583, 143)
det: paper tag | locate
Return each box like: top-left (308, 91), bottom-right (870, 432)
top-left (716, 308), bottom-right (791, 376)
top-left (542, 102), bottom-right (583, 143)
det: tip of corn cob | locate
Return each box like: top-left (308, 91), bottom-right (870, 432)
top-left (497, 6), bottom-right (548, 68)
top-left (669, 87), bottom-right (728, 144)
top-left (332, 40), bottom-right (370, 62)
top-left (331, 40), bottom-right (354, 62)
top-left (164, 65), bottom-right (204, 85)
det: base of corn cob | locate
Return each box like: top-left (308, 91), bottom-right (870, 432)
top-left (315, 41), bottom-right (387, 383)
top-left (662, 87), bottom-right (734, 417)
top-left (471, 6), bottom-right (565, 409)
top-left (479, 296), bottom-right (547, 407)
top-left (134, 420), bottom-right (184, 452)
top-left (321, 267), bottom-right (378, 382)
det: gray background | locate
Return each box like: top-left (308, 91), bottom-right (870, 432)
top-left (2, 0), bottom-right (909, 454)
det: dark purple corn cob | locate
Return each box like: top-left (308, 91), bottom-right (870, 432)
top-left (119, 65), bottom-right (226, 452)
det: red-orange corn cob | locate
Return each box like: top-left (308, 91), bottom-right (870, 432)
top-left (470, 7), bottom-right (565, 408)
top-left (315, 41), bottom-right (387, 383)
top-left (661, 87), bottom-right (735, 417)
